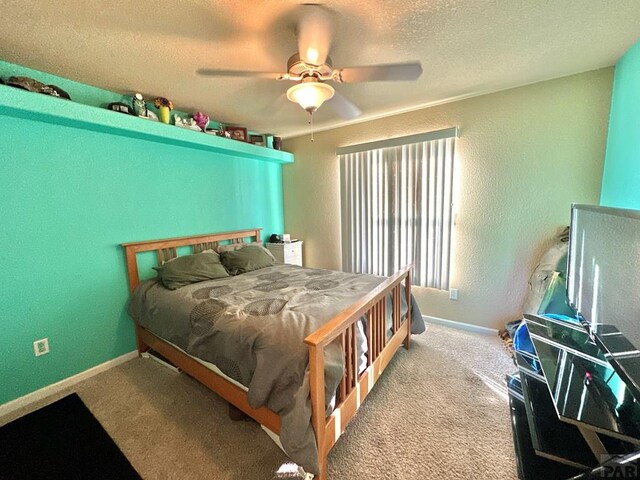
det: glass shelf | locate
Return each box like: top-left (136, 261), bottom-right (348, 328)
top-left (519, 369), bottom-right (597, 469)
top-left (583, 321), bottom-right (640, 402)
top-left (515, 350), bottom-right (544, 380)
top-left (526, 315), bottom-right (605, 361)
top-left (507, 375), bottom-right (582, 480)
top-left (524, 315), bottom-right (640, 444)
top-left (507, 373), bottom-right (524, 402)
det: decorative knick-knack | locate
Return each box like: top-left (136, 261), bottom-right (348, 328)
top-left (158, 106), bottom-right (170, 124)
top-left (154, 97), bottom-right (173, 124)
top-left (273, 136), bottom-right (282, 150)
top-left (132, 93), bottom-right (148, 117)
top-left (193, 112), bottom-right (210, 132)
top-left (174, 115), bottom-right (201, 131)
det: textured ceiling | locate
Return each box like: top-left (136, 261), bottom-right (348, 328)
top-left (1, 1), bottom-right (639, 138)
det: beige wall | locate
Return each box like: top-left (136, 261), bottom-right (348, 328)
top-left (282, 68), bottom-right (613, 329)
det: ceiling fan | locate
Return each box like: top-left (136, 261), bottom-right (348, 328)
top-left (197, 4), bottom-right (423, 123)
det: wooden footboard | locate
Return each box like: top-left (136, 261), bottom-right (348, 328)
top-left (305, 265), bottom-right (412, 480)
top-left (122, 229), bottom-right (413, 480)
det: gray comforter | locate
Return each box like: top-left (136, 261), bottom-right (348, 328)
top-left (128, 264), bottom-right (425, 474)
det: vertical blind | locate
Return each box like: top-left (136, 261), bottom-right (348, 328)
top-left (338, 128), bottom-right (457, 290)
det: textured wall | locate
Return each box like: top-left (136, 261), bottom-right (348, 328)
top-left (282, 69), bottom-right (613, 329)
top-left (601, 40), bottom-right (640, 209)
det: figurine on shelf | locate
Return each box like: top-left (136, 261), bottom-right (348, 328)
top-left (174, 115), bottom-right (202, 131)
top-left (217, 123), bottom-right (231, 138)
top-left (132, 93), bottom-right (148, 117)
top-left (154, 97), bottom-right (173, 124)
top-left (193, 112), bottom-right (209, 132)
top-left (174, 115), bottom-right (185, 128)
top-left (107, 102), bottom-right (134, 115)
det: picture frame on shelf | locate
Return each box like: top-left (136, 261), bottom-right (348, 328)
top-left (249, 134), bottom-right (265, 147)
top-left (225, 126), bottom-right (248, 142)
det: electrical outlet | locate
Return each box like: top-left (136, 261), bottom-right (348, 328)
top-left (33, 338), bottom-right (49, 357)
top-left (449, 288), bottom-right (459, 301)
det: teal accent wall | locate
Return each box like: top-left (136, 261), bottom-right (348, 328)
top-left (0, 63), bottom-right (284, 404)
top-left (600, 39), bottom-right (640, 209)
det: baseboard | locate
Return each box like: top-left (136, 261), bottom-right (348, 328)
top-left (423, 315), bottom-right (498, 335)
top-left (0, 350), bottom-right (138, 418)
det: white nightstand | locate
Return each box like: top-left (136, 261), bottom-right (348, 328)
top-left (266, 241), bottom-right (303, 266)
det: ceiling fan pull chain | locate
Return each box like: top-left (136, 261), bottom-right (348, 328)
top-left (309, 111), bottom-right (314, 142)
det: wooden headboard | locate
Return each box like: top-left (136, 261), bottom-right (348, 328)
top-left (121, 228), bottom-right (262, 294)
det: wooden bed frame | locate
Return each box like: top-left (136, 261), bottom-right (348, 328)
top-left (122, 228), bottom-right (412, 480)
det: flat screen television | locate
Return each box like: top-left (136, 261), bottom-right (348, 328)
top-left (567, 204), bottom-right (640, 393)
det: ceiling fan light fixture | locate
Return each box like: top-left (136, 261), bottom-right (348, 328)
top-left (286, 79), bottom-right (335, 113)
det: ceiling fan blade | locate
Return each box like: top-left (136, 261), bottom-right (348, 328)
top-left (197, 69), bottom-right (285, 80)
top-left (333, 62), bottom-right (423, 83)
top-left (327, 90), bottom-right (362, 120)
top-left (297, 4), bottom-right (333, 65)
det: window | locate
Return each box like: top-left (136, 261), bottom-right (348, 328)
top-left (338, 128), bottom-right (457, 290)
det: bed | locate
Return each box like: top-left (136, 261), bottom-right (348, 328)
top-left (122, 228), bottom-right (424, 479)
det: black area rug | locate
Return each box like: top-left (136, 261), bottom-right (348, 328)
top-left (0, 393), bottom-right (141, 480)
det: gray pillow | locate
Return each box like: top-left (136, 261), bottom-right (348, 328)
top-left (154, 251), bottom-right (228, 290)
top-left (220, 244), bottom-right (276, 275)
top-left (216, 242), bottom-right (259, 253)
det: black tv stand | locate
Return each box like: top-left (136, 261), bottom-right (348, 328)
top-left (507, 314), bottom-right (640, 479)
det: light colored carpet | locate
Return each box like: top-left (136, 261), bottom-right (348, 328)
top-left (1, 323), bottom-right (518, 479)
